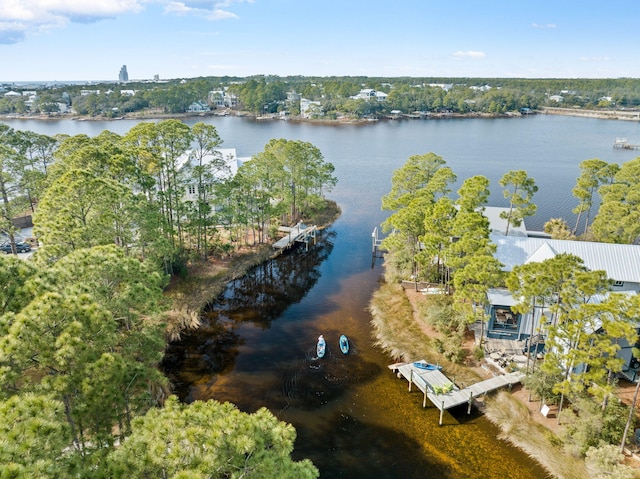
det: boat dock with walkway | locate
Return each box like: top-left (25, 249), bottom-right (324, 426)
top-left (273, 222), bottom-right (318, 252)
top-left (614, 138), bottom-right (640, 150)
top-left (389, 361), bottom-right (524, 425)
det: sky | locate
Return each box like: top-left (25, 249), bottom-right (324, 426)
top-left (1, 0), bottom-right (639, 82)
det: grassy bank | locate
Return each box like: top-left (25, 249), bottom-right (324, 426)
top-left (485, 391), bottom-right (587, 479)
top-left (369, 278), bottom-right (593, 478)
top-left (164, 200), bottom-right (341, 340)
top-left (164, 244), bottom-right (276, 340)
top-left (369, 281), bottom-right (481, 387)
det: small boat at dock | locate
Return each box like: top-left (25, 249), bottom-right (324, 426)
top-left (413, 360), bottom-right (442, 371)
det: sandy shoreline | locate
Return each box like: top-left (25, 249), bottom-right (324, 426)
top-left (3, 106), bottom-right (638, 125)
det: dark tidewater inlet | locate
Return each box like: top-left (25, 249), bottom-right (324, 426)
top-left (5, 115), bottom-right (640, 477)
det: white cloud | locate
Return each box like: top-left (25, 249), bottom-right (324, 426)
top-left (164, 2), bottom-right (238, 20)
top-left (0, 0), bottom-right (244, 44)
top-left (452, 50), bottom-right (486, 59)
top-left (531, 23), bottom-right (557, 29)
top-left (0, 0), bottom-right (144, 22)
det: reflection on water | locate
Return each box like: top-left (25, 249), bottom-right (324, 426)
top-left (214, 230), bottom-right (334, 329)
top-left (162, 230), bottom-right (335, 403)
top-left (7, 114), bottom-right (631, 476)
top-left (162, 228), bottom-right (548, 479)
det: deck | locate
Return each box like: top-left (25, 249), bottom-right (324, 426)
top-left (389, 361), bottom-right (524, 424)
top-left (273, 222), bottom-right (318, 251)
top-left (614, 138), bottom-right (640, 150)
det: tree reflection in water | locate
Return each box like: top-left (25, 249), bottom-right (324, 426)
top-left (162, 230), bottom-right (335, 400)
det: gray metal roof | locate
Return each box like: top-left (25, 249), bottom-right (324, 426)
top-left (490, 234), bottom-right (640, 283)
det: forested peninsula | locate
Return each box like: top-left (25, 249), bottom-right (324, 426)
top-left (0, 120), bottom-right (337, 477)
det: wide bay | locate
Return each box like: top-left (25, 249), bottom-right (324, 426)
top-left (4, 115), bottom-right (640, 478)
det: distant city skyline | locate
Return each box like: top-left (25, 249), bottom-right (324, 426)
top-left (1, 1), bottom-right (639, 82)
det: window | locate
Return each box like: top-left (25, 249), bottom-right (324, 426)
top-left (188, 185), bottom-right (196, 195)
top-left (613, 280), bottom-right (624, 287)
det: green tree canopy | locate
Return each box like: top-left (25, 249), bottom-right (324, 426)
top-left (104, 396), bottom-right (319, 479)
top-left (498, 169), bottom-right (538, 235)
top-left (591, 156), bottom-right (640, 244)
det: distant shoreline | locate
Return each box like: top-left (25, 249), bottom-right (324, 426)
top-left (540, 106), bottom-right (640, 121)
top-left (1, 107), bottom-right (638, 124)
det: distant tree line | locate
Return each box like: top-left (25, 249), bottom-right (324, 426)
top-left (1, 75), bottom-right (639, 117)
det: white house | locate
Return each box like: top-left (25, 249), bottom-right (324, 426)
top-left (176, 148), bottom-right (251, 204)
top-left (208, 89), bottom-right (238, 108)
top-left (186, 101), bottom-right (211, 113)
top-left (429, 83), bottom-right (454, 92)
top-left (300, 98), bottom-right (322, 118)
top-left (351, 89), bottom-right (388, 102)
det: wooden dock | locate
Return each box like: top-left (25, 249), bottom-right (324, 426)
top-left (273, 222), bottom-right (318, 251)
top-left (614, 138), bottom-right (640, 150)
top-left (371, 226), bottom-right (386, 256)
top-left (389, 361), bottom-right (524, 425)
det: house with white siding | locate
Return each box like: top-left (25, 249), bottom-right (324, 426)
top-left (351, 89), bottom-right (388, 102)
top-left (176, 148), bottom-right (250, 205)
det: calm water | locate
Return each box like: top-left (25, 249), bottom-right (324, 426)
top-left (5, 115), bottom-right (640, 478)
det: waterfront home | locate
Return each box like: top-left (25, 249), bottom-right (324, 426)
top-left (470, 207), bottom-right (640, 373)
top-left (300, 98), bottom-right (322, 118)
top-left (208, 89), bottom-right (238, 108)
top-left (176, 148), bottom-right (251, 206)
top-left (351, 89), bottom-right (388, 102)
top-left (484, 233), bottom-right (640, 371)
top-left (186, 101), bottom-right (211, 113)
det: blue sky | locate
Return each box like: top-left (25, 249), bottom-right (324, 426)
top-left (1, 0), bottom-right (638, 82)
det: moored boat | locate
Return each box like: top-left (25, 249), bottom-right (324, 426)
top-left (413, 360), bottom-right (442, 371)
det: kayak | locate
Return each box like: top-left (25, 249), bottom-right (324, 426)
top-left (317, 335), bottom-right (326, 358)
top-left (339, 334), bottom-right (349, 354)
top-left (413, 360), bottom-right (442, 371)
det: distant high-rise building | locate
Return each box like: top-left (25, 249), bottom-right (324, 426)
top-left (119, 65), bottom-right (129, 82)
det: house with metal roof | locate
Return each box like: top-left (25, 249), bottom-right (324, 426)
top-left (484, 233), bottom-right (640, 363)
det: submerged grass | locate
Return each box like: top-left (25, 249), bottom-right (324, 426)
top-left (485, 391), bottom-right (588, 479)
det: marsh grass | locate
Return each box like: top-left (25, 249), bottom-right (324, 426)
top-left (369, 282), bottom-right (424, 361)
top-left (165, 244), bottom-right (276, 340)
top-left (485, 391), bottom-right (588, 479)
top-left (369, 282), bottom-right (481, 386)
